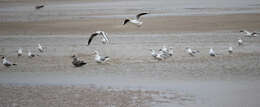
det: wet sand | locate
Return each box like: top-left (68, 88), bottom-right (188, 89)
top-left (1, 0), bottom-right (260, 107)
top-left (1, 14), bottom-right (260, 35)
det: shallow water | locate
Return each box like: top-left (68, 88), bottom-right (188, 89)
top-left (0, 0), bottom-right (260, 22)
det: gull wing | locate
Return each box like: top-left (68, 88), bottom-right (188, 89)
top-left (88, 33), bottom-right (99, 45)
top-left (35, 5), bottom-right (44, 10)
top-left (136, 12), bottom-right (149, 20)
top-left (240, 30), bottom-right (250, 35)
top-left (123, 19), bottom-right (130, 25)
top-left (101, 32), bottom-right (109, 42)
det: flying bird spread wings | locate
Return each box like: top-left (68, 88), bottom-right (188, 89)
top-left (123, 12), bottom-right (149, 26)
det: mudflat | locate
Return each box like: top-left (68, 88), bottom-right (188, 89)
top-left (0, 0), bottom-right (260, 107)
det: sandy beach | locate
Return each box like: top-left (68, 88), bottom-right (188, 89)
top-left (0, 0), bottom-right (260, 106)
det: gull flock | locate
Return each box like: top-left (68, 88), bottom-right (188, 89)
top-left (0, 11), bottom-right (259, 68)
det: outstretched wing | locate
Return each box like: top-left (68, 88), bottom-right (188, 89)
top-left (88, 33), bottom-right (98, 45)
top-left (35, 5), bottom-right (44, 10)
top-left (101, 31), bottom-right (109, 42)
top-left (136, 12), bottom-right (149, 20)
top-left (123, 19), bottom-right (130, 25)
top-left (240, 30), bottom-right (250, 35)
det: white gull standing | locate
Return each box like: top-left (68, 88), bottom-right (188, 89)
top-left (228, 46), bottom-right (233, 54)
top-left (123, 12), bottom-right (149, 27)
top-left (17, 48), bottom-right (23, 56)
top-left (209, 48), bottom-right (216, 57)
top-left (38, 44), bottom-right (44, 52)
top-left (238, 38), bottom-right (243, 46)
top-left (87, 31), bottom-right (109, 46)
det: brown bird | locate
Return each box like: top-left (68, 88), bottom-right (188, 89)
top-left (71, 55), bottom-right (87, 67)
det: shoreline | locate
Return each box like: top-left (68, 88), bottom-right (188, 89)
top-left (1, 13), bottom-right (260, 35)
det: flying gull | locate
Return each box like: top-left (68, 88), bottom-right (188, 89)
top-left (240, 30), bottom-right (259, 37)
top-left (185, 47), bottom-right (199, 56)
top-left (123, 12), bottom-right (149, 27)
top-left (87, 31), bottom-right (109, 46)
top-left (209, 48), bottom-right (216, 57)
top-left (93, 50), bottom-right (110, 63)
top-left (2, 56), bottom-right (17, 67)
top-left (71, 55), bottom-right (87, 67)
